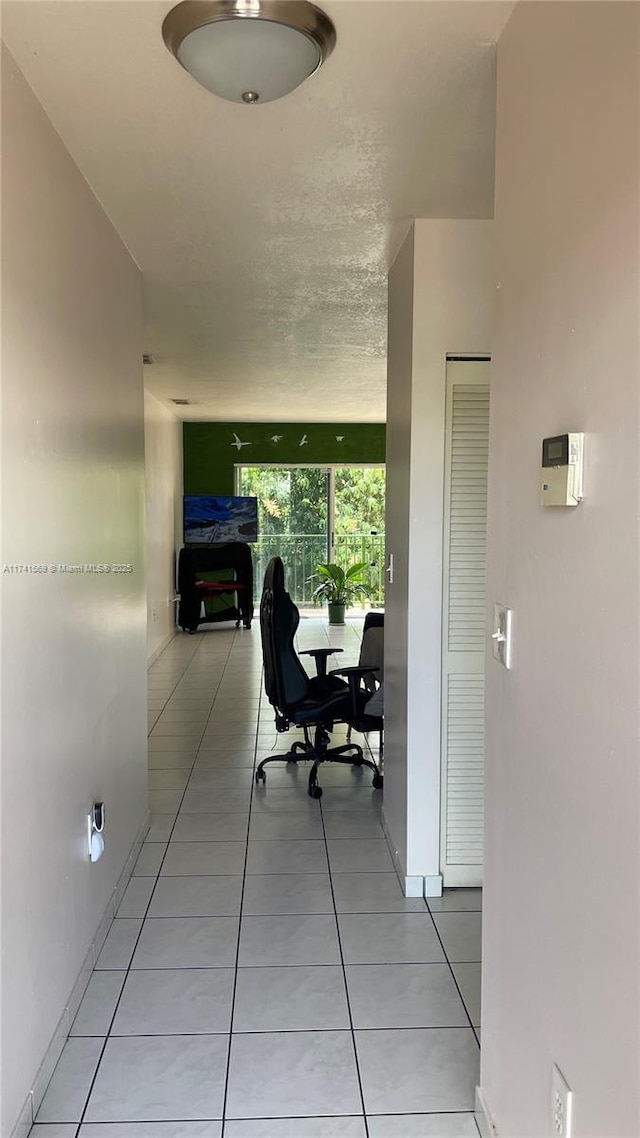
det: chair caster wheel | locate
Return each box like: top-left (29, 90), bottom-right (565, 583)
top-left (372, 774), bottom-right (384, 789)
top-left (255, 770), bottom-right (266, 784)
top-left (308, 785), bottom-right (323, 799)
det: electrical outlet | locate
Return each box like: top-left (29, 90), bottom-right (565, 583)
top-left (552, 1063), bottom-right (573, 1138)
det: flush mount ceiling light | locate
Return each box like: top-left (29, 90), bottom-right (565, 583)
top-left (162, 0), bottom-right (336, 105)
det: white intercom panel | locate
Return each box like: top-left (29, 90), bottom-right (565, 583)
top-left (541, 433), bottom-right (584, 506)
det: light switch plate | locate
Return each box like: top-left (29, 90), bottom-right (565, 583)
top-left (492, 604), bottom-right (513, 669)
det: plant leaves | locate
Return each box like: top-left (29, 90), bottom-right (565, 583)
top-left (306, 561), bottom-right (373, 604)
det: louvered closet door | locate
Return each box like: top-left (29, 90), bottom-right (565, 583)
top-left (440, 360), bottom-right (490, 887)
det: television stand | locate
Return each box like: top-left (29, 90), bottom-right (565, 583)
top-left (177, 543), bottom-right (254, 632)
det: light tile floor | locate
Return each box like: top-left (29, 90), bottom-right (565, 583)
top-left (32, 618), bottom-right (481, 1138)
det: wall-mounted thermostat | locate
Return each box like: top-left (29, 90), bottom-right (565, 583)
top-left (541, 433), bottom-right (584, 507)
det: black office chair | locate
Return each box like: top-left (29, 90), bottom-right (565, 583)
top-left (346, 611), bottom-right (384, 764)
top-left (257, 556), bottom-right (383, 799)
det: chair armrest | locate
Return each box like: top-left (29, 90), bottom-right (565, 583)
top-left (330, 665), bottom-right (378, 677)
top-left (300, 647), bottom-right (344, 677)
top-left (364, 682), bottom-right (384, 718)
top-left (330, 665), bottom-right (379, 716)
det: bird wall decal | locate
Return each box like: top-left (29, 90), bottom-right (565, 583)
top-left (270, 435), bottom-right (283, 443)
top-left (231, 433), bottom-right (251, 450)
top-left (299, 434), bottom-right (308, 447)
top-left (335, 435), bottom-right (345, 442)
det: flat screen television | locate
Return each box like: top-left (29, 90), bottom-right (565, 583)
top-left (183, 495), bottom-right (258, 544)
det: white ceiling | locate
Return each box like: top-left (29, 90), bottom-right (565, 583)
top-left (2, 1), bottom-right (513, 422)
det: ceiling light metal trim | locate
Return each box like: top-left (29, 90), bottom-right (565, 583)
top-left (162, 0), bottom-right (336, 93)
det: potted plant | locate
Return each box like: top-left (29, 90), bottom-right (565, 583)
top-left (309, 561), bottom-right (373, 625)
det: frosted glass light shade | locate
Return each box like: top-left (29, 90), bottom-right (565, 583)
top-left (179, 20), bottom-right (319, 103)
top-left (163, 1), bottom-right (336, 105)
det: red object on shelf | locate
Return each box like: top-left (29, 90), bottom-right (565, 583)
top-left (178, 544), bottom-right (254, 631)
top-left (194, 580), bottom-right (247, 593)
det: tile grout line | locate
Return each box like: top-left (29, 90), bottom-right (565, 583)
top-left (42, 622), bottom-right (482, 1133)
top-left (31, 631), bottom-right (258, 1134)
top-left (424, 905), bottom-right (481, 1045)
top-left (220, 630), bottom-right (264, 1136)
top-left (146, 634), bottom-right (205, 724)
top-left (81, 962), bottom-right (480, 974)
top-left (69, 632), bottom-right (231, 1133)
top-left (36, 637), bottom-right (207, 1134)
top-left (319, 797), bottom-right (371, 1137)
top-left (63, 1025), bottom-right (479, 1036)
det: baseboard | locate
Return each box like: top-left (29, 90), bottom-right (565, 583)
top-left (12, 811), bottom-right (150, 1137)
top-left (424, 874), bottom-right (443, 898)
top-left (402, 875), bottom-right (423, 897)
top-left (380, 809), bottom-right (443, 900)
top-left (147, 627), bottom-right (176, 667)
top-left (380, 806), bottom-right (407, 891)
top-left (10, 1098), bottom-right (32, 1138)
top-left (475, 1086), bottom-right (499, 1138)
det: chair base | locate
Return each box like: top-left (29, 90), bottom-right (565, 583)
top-left (347, 724), bottom-right (384, 769)
top-left (255, 724), bottom-right (383, 798)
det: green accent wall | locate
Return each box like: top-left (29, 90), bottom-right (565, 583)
top-left (183, 422), bottom-right (386, 495)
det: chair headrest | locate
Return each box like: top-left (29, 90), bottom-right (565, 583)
top-left (263, 556), bottom-right (285, 594)
top-left (363, 611), bottom-right (384, 632)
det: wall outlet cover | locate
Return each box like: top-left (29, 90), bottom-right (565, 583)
top-left (552, 1063), bottom-right (573, 1138)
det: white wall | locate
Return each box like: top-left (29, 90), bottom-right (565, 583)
top-left (481, 4), bottom-right (640, 1136)
top-left (384, 226), bottom-right (415, 875)
top-left (385, 219), bottom-right (492, 891)
top-left (1, 47), bottom-right (148, 1135)
top-left (145, 391), bottom-right (182, 662)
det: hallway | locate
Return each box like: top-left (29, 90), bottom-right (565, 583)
top-left (32, 619), bottom-right (481, 1137)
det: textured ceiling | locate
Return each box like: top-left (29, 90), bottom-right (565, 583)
top-left (2, 1), bottom-right (514, 421)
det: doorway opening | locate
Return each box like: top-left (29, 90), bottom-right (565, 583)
top-left (236, 464), bottom-right (385, 607)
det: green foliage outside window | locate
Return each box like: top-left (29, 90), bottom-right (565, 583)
top-left (239, 466), bottom-right (385, 605)
top-left (334, 467), bottom-right (385, 536)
